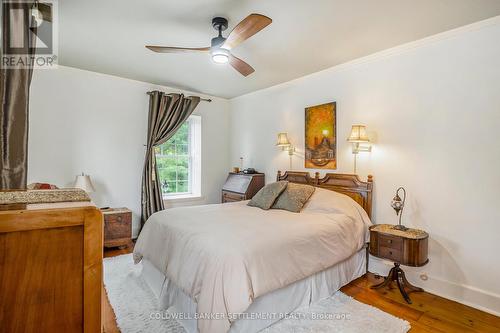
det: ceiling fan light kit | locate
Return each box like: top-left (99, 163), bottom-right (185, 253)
top-left (211, 49), bottom-right (229, 64)
top-left (145, 14), bottom-right (272, 76)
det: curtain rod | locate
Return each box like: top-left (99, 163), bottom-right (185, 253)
top-left (146, 91), bottom-right (212, 103)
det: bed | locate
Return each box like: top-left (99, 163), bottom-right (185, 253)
top-left (133, 171), bottom-right (373, 333)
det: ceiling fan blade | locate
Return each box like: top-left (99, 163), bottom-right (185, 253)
top-left (145, 46), bottom-right (210, 53)
top-left (229, 54), bottom-right (255, 76)
top-left (222, 13), bottom-right (272, 50)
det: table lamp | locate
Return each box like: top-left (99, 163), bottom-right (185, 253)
top-left (73, 173), bottom-right (96, 193)
top-left (391, 187), bottom-right (408, 231)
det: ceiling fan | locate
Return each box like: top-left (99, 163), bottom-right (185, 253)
top-left (145, 14), bottom-right (272, 77)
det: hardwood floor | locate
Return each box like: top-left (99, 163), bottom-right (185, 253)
top-left (103, 243), bottom-right (500, 333)
top-left (340, 274), bottom-right (500, 333)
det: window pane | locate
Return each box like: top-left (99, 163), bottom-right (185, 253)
top-left (177, 144), bottom-right (188, 156)
top-left (165, 181), bottom-right (177, 194)
top-left (174, 124), bottom-right (189, 144)
top-left (177, 181), bottom-right (188, 193)
top-left (155, 156), bottom-right (168, 169)
top-left (176, 156), bottom-right (189, 170)
top-left (169, 122), bottom-right (189, 144)
top-left (163, 144), bottom-right (176, 156)
top-left (177, 168), bottom-right (188, 181)
top-left (156, 157), bottom-right (175, 174)
top-left (160, 179), bottom-right (169, 193)
top-left (176, 156), bottom-right (189, 182)
top-left (155, 120), bottom-right (192, 196)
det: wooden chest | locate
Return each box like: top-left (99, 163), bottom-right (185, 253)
top-left (101, 207), bottom-right (132, 248)
top-left (222, 173), bottom-right (265, 203)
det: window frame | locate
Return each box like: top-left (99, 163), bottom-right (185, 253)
top-left (156, 115), bottom-right (201, 200)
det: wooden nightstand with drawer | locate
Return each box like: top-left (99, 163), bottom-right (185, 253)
top-left (101, 207), bottom-right (132, 249)
top-left (369, 224), bottom-right (429, 304)
top-left (222, 172), bottom-right (265, 203)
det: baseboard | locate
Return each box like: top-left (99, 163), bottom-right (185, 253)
top-left (369, 257), bottom-right (500, 317)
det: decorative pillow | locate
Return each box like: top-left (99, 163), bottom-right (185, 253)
top-left (272, 182), bottom-right (316, 213)
top-left (248, 181), bottom-right (288, 210)
top-left (27, 182), bottom-right (59, 190)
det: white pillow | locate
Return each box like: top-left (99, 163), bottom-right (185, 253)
top-left (303, 187), bottom-right (372, 240)
top-left (303, 187), bottom-right (367, 219)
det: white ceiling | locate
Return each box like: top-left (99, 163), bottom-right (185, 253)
top-left (59, 0), bottom-right (500, 99)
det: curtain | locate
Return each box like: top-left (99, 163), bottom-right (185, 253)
top-left (141, 91), bottom-right (200, 228)
top-left (0, 1), bottom-right (36, 189)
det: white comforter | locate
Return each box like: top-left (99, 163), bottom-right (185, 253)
top-left (134, 196), bottom-right (371, 333)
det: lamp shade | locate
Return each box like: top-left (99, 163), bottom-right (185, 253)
top-left (347, 125), bottom-right (370, 143)
top-left (276, 132), bottom-right (291, 147)
top-left (74, 174), bottom-right (96, 193)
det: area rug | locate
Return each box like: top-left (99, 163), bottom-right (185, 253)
top-left (104, 254), bottom-right (410, 333)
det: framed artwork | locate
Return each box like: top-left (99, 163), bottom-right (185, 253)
top-left (305, 102), bottom-right (337, 169)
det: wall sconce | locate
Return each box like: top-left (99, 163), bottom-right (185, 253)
top-left (347, 125), bottom-right (371, 174)
top-left (276, 132), bottom-right (295, 169)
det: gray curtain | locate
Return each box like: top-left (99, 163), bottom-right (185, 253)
top-left (0, 1), bottom-right (36, 189)
top-left (141, 91), bottom-right (200, 228)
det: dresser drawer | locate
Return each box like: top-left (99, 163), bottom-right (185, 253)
top-left (379, 246), bottom-right (403, 262)
top-left (222, 191), bottom-right (246, 203)
top-left (379, 234), bottom-right (403, 250)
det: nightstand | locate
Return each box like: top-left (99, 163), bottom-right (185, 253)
top-left (369, 224), bottom-right (429, 304)
top-left (221, 172), bottom-right (265, 203)
top-left (101, 207), bottom-right (132, 248)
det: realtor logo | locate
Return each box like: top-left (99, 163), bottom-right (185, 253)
top-left (1, 0), bottom-right (58, 69)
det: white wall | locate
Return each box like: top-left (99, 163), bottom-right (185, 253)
top-left (229, 18), bottom-right (500, 315)
top-left (29, 66), bottom-right (230, 236)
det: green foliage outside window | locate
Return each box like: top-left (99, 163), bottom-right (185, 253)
top-left (155, 122), bottom-right (190, 195)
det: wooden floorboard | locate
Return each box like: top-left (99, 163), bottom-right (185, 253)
top-left (102, 285), bottom-right (120, 333)
top-left (102, 243), bottom-right (499, 333)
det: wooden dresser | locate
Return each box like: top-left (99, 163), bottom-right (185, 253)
top-left (222, 172), bottom-right (265, 203)
top-left (102, 207), bottom-right (132, 248)
top-left (0, 202), bottom-right (103, 332)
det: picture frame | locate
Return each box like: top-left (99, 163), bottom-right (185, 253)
top-left (305, 102), bottom-right (337, 169)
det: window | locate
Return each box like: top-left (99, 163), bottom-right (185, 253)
top-left (155, 115), bottom-right (201, 199)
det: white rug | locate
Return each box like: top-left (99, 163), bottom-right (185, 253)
top-left (104, 254), bottom-right (410, 333)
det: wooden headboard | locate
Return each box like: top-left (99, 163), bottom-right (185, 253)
top-left (277, 171), bottom-right (373, 218)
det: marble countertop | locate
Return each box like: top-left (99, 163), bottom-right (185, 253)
top-left (369, 224), bottom-right (428, 239)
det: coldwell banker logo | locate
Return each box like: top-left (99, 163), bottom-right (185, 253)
top-left (2, 0), bottom-right (58, 69)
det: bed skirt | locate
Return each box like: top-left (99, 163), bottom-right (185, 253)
top-left (140, 248), bottom-right (366, 333)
